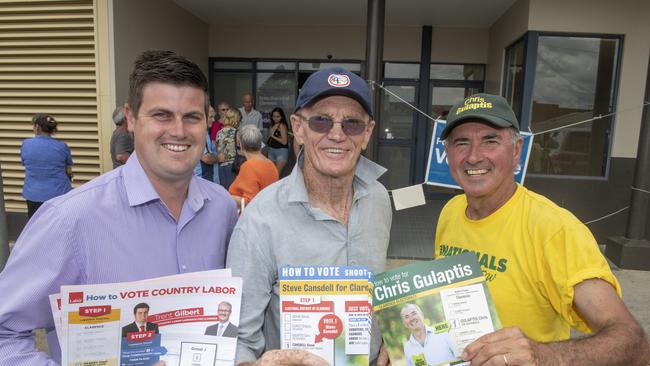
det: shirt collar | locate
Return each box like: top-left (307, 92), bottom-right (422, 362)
top-left (287, 148), bottom-right (387, 203)
top-left (122, 152), bottom-right (210, 211)
top-left (407, 326), bottom-right (434, 344)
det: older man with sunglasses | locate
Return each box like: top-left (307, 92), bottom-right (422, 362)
top-left (227, 67), bottom-right (392, 365)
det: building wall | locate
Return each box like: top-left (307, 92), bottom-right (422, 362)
top-left (113, 0), bottom-right (209, 106)
top-left (208, 24), bottom-right (489, 66)
top-left (528, 0), bottom-right (650, 160)
top-left (384, 26), bottom-right (421, 62)
top-left (0, 0), bottom-right (113, 213)
top-left (208, 24), bottom-right (367, 60)
top-left (485, 0), bottom-right (530, 94)
top-left (492, 0), bottom-right (650, 243)
top-left (431, 27), bottom-right (488, 64)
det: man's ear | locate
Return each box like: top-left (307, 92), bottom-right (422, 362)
top-left (513, 136), bottom-right (523, 166)
top-left (290, 114), bottom-right (304, 146)
top-left (124, 104), bottom-right (136, 133)
top-left (361, 119), bottom-right (376, 150)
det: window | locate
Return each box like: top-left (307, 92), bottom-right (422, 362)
top-left (209, 59), bottom-right (362, 115)
top-left (384, 62), bottom-right (420, 79)
top-left (430, 64), bottom-right (484, 80)
top-left (528, 35), bottom-right (621, 177)
top-left (503, 38), bottom-right (526, 121)
top-left (212, 71), bottom-right (253, 109)
top-left (256, 72), bottom-right (296, 117)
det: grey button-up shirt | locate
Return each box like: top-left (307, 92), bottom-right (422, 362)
top-left (227, 154), bottom-right (392, 363)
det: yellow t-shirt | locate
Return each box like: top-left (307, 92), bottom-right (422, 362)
top-left (435, 185), bottom-right (620, 342)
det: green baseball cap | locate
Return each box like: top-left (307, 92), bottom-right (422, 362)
top-left (441, 93), bottom-right (519, 140)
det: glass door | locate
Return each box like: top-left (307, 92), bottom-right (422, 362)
top-left (377, 82), bottom-right (418, 189)
top-left (428, 84), bottom-right (482, 152)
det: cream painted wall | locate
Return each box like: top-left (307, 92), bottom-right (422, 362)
top-left (209, 24), bottom-right (488, 66)
top-left (384, 26), bottom-right (421, 61)
top-left (431, 27), bottom-right (488, 64)
top-left (113, 0), bottom-right (209, 106)
top-left (528, 0), bottom-right (650, 158)
top-left (486, 0), bottom-right (529, 94)
top-left (209, 25), bottom-right (367, 59)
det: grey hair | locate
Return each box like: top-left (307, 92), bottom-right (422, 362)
top-left (508, 127), bottom-right (522, 146)
top-left (400, 303), bottom-right (423, 318)
top-left (112, 106), bottom-right (126, 125)
top-left (239, 125), bottom-right (262, 152)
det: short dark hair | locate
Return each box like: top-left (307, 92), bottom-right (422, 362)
top-left (133, 302), bottom-right (150, 315)
top-left (32, 114), bottom-right (58, 134)
top-left (128, 50), bottom-right (209, 118)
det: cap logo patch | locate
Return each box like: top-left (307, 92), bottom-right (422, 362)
top-left (327, 74), bottom-right (350, 88)
top-left (456, 96), bottom-right (492, 114)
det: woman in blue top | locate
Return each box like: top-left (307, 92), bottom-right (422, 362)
top-left (21, 114), bottom-right (73, 218)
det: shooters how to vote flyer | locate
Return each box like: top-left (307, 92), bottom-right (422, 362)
top-left (372, 253), bottom-right (502, 366)
top-left (279, 266), bottom-right (374, 366)
top-left (57, 270), bottom-right (241, 366)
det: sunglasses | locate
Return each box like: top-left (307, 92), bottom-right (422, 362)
top-left (295, 113), bottom-right (368, 136)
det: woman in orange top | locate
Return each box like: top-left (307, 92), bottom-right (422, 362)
top-left (229, 125), bottom-right (279, 210)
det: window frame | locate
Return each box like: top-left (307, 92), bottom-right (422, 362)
top-left (502, 31), bottom-right (624, 180)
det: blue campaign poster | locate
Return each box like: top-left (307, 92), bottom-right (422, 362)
top-left (425, 120), bottom-right (533, 189)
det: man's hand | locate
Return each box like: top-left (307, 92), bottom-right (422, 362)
top-left (201, 153), bottom-right (218, 164)
top-left (376, 342), bottom-right (391, 366)
top-left (462, 279), bottom-right (650, 366)
top-left (253, 349), bottom-right (329, 366)
top-left (461, 327), bottom-right (546, 366)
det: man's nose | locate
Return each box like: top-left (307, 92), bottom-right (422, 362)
top-left (326, 121), bottom-right (347, 141)
top-left (168, 116), bottom-right (185, 136)
top-left (465, 142), bottom-right (483, 164)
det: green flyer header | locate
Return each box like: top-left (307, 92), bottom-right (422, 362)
top-left (372, 253), bottom-right (483, 307)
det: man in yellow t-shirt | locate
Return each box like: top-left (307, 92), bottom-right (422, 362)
top-left (435, 93), bottom-right (649, 366)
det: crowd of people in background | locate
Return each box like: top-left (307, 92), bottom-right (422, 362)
top-left (23, 90), bottom-right (293, 216)
top-left (195, 94), bottom-right (295, 209)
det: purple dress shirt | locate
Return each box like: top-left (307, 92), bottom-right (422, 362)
top-left (0, 153), bottom-right (237, 365)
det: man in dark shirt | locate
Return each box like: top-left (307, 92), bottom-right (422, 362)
top-left (110, 105), bottom-right (134, 168)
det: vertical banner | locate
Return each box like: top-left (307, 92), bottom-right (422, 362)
top-left (425, 120), bottom-right (533, 189)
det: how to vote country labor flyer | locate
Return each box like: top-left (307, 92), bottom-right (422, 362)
top-left (279, 266), bottom-right (374, 366)
top-left (58, 270), bottom-right (241, 366)
top-left (372, 253), bottom-right (502, 366)
top-left (49, 269), bottom-right (233, 350)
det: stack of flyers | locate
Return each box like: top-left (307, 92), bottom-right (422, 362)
top-left (279, 266), bottom-right (374, 366)
top-left (49, 269), bottom-right (242, 366)
top-left (372, 253), bottom-right (502, 366)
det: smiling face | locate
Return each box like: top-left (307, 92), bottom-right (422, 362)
top-left (217, 302), bottom-right (232, 323)
top-left (401, 306), bottom-right (424, 332)
top-left (291, 96), bottom-right (374, 182)
top-left (445, 121), bottom-right (522, 210)
top-left (125, 82), bottom-right (207, 188)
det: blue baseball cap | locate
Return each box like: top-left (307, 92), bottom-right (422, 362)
top-left (294, 67), bottom-right (373, 118)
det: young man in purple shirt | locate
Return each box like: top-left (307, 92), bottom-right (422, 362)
top-left (0, 50), bottom-right (237, 365)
